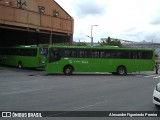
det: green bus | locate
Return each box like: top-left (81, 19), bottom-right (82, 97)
top-left (45, 45), bottom-right (155, 75)
top-left (0, 45), bottom-right (48, 68)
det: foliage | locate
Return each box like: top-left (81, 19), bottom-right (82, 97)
top-left (52, 41), bottom-right (89, 46)
top-left (53, 42), bottom-right (70, 46)
top-left (100, 37), bottom-right (122, 47)
top-left (73, 41), bottom-right (88, 46)
top-left (155, 53), bottom-right (159, 58)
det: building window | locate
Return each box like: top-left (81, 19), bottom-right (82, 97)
top-left (52, 10), bottom-right (59, 17)
top-left (38, 6), bottom-right (45, 14)
top-left (4, 0), bottom-right (14, 6)
top-left (17, 0), bottom-right (27, 9)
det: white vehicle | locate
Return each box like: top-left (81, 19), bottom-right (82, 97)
top-left (153, 82), bottom-right (160, 107)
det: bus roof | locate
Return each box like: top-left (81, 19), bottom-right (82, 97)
top-left (48, 45), bottom-right (154, 51)
top-left (0, 45), bottom-right (48, 48)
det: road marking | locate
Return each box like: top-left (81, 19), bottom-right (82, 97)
top-left (136, 75), bottom-right (143, 76)
top-left (46, 100), bottom-right (109, 117)
top-left (144, 75), bottom-right (157, 77)
top-left (1, 86), bottom-right (53, 96)
top-left (0, 78), bottom-right (46, 85)
top-left (1, 89), bottom-right (41, 95)
top-left (72, 100), bottom-right (108, 111)
top-left (136, 74), bottom-right (160, 79)
top-left (0, 81), bottom-right (29, 85)
top-left (153, 76), bottom-right (160, 78)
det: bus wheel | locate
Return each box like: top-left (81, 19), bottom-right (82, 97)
top-left (117, 66), bottom-right (127, 75)
top-left (64, 66), bottom-right (73, 75)
top-left (18, 62), bottom-right (23, 69)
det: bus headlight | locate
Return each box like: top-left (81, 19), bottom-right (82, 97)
top-left (156, 84), bottom-right (160, 92)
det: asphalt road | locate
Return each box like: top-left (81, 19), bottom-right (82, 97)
top-left (0, 65), bottom-right (160, 120)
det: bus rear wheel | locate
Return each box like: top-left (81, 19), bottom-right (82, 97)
top-left (18, 62), bottom-right (23, 69)
top-left (64, 66), bottom-right (73, 75)
top-left (117, 66), bottom-right (127, 75)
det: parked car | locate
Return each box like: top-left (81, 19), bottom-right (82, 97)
top-left (153, 82), bottom-right (160, 107)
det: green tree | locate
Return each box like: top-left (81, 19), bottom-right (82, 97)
top-left (73, 40), bottom-right (88, 46)
top-left (53, 42), bottom-right (70, 46)
top-left (155, 53), bottom-right (159, 59)
top-left (100, 37), bottom-right (122, 47)
top-left (107, 36), bottom-right (111, 44)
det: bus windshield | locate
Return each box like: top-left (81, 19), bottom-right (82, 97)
top-left (49, 48), bottom-right (61, 62)
top-left (40, 47), bottom-right (48, 55)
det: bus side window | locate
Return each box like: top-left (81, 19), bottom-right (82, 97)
top-left (117, 51), bottom-right (130, 59)
top-left (79, 50), bottom-right (85, 58)
top-left (79, 49), bottom-right (92, 58)
top-left (110, 50), bottom-right (117, 58)
top-left (137, 52), bottom-right (142, 59)
top-left (64, 50), bottom-right (71, 57)
top-left (49, 49), bottom-right (61, 62)
top-left (54, 51), bottom-right (60, 59)
top-left (71, 50), bottom-right (77, 58)
top-left (142, 51), bottom-right (152, 59)
top-left (92, 50), bottom-right (99, 58)
top-left (132, 51), bottom-right (137, 59)
top-left (99, 50), bottom-right (105, 58)
top-left (25, 49), bottom-right (37, 56)
top-left (131, 51), bottom-right (142, 59)
top-left (105, 50), bottom-right (111, 58)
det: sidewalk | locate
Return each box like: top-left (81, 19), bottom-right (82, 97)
top-left (134, 70), bottom-right (159, 75)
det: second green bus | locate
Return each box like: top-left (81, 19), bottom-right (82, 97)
top-left (0, 45), bottom-right (48, 68)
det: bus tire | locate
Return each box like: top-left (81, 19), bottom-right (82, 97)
top-left (64, 66), bottom-right (73, 75)
top-left (18, 61), bottom-right (23, 69)
top-left (117, 66), bottom-right (127, 75)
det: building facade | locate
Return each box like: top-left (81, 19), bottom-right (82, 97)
top-left (0, 0), bottom-right (74, 46)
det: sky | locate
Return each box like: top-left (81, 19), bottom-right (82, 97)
top-left (55, 0), bottom-right (160, 43)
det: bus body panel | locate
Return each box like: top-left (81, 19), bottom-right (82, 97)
top-left (4, 56), bottom-right (39, 68)
top-left (45, 45), bottom-right (155, 74)
top-left (46, 57), bottom-right (155, 73)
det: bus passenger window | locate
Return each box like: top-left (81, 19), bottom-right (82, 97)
top-left (49, 49), bottom-right (61, 62)
top-left (105, 51), bottom-right (111, 58)
top-left (80, 51), bottom-right (85, 58)
top-left (131, 51), bottom-right (142, 59)
top-left (100, 51), bottom-right (105, 58)
top-left (92, 50), bottom-right (99, 58)
top-left (137, 52), bottom-right (142, 59)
